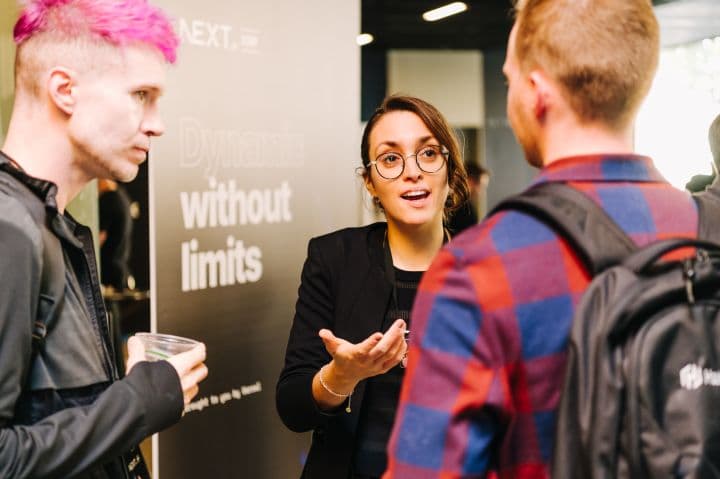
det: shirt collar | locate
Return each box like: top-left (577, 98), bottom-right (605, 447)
top-left (531, 154), bottom-right (668, 185)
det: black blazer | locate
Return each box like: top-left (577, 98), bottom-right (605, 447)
top-left (276, 222), bottom-right (393, 479)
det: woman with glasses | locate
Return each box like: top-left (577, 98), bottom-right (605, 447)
top-left (276, 95), bottom-right (469, 479)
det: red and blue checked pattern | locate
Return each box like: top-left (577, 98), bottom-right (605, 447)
top-left (384, 155), bottom-right (698, 479)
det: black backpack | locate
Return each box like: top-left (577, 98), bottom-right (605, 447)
top-left (492, 182), bottom-right (720, 478)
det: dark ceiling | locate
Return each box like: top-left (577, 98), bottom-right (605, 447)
top-left (361, 0), bottom-right (515, 50)
top-left (359, 0), bottom-right (683, 119)
top-left (361, 0), bottom-right (679, 51)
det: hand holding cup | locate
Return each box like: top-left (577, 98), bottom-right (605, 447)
top-left (127, 333), bottom-right (209, 406)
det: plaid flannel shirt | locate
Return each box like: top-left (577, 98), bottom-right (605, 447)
top-left (383, 154), bottom-right (698, 479)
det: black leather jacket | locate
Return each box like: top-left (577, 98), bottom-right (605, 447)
top-left (0, 152), bottom-right (183, 478)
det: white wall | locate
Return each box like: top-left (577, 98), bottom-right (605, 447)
top-left (387, 50), bottom-right (484, 128)
top-left (0, 0), bottom-right (18, 143)
top-left (636, 38), bottom-right (720, 188)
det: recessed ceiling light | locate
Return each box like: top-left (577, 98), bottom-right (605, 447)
top-left (356, 33), bottom-right (374, 46)
top-left (422, 2), bottom-right (468, 22)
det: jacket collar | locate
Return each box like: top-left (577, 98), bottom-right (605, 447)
top-left (0, 150), bottom-right (82, 248)
top-left (532, 154), bottom-right (667, 185)
top-left (0, 150), bottom-right (61, 210)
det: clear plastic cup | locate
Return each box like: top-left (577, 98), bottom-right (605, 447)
top-left (134, 332), bottom-right (200, 361)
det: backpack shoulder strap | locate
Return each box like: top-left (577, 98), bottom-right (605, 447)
top-left (489, 182), bottom-right (636, 275)
top-left (0, 169), bottom-right (65, 352)
top-left (693, 187), bottom-right (720, 242)
top-left (35, 227), bottom-right (65, 351)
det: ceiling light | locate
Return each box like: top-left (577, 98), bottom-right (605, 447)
top-left (422, 2), bottom-right (468, 22)
top-left (356, 33), bottom-right (374, 46)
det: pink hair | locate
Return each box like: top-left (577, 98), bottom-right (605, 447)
top-left (13, 0), bottom-right (179, 63)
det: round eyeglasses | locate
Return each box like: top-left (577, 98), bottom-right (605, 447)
top-left (365, 145), bottom-right (449, 180)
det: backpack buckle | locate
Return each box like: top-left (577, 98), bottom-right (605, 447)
top-left (683, 258), bottom-right (696, 304)
top-left (32, 321), bottom-right (47, 342)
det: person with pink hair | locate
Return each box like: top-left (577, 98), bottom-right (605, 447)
top-left (0, 1), bottom-right (208, 477)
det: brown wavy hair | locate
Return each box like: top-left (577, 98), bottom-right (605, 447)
top-left (360, 94), bottom-right (469, 219)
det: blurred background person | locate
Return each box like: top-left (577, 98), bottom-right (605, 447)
top-left (447, 161), bottom-right (489, 235)
top-left (98, 177), bottom-right (136, 373)
top-left (711, 113), bottom-right (720, 174)
top-left (99, 178), bottom-right (134, 292)
top-left (686, 113), bottom-right (720, 192)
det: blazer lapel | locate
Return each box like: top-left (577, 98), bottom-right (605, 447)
top-left (336, 224), bottom-right (392, 344)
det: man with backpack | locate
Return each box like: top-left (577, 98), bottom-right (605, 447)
top-left (384, 0), bottom-right (701, 477)
top-left (0, 0), bottom-right (208, 477)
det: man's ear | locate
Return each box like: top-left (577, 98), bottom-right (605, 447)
top-left (529, 70), bottom-right (552, 120)
top-left (47, 67), bottom-right (77, 115)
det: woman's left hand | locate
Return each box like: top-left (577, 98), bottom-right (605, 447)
top-left (319, 319), bottom-right (407, 385)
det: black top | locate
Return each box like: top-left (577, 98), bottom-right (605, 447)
top-left (353, 267), bottom-right (422, 477)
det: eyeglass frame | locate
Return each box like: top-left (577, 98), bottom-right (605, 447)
top-left (363, 144), bottom-right (450, 180)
